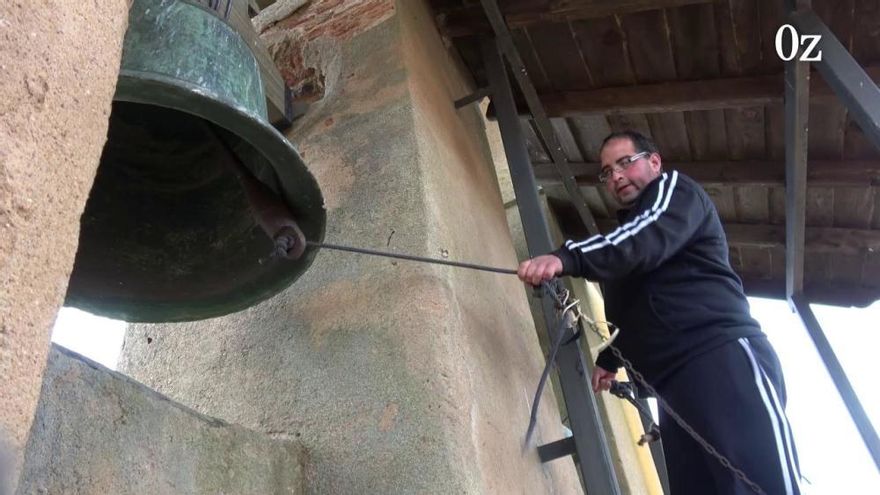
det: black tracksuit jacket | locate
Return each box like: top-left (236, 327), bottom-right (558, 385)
top-left (552, 170), bottom-right (763, 385)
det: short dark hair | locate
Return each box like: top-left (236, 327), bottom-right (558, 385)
top-left (599, 130), bottom-right (659, 157)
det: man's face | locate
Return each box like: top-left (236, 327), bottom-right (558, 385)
top-left (599, 137), bottom-right (662, 206)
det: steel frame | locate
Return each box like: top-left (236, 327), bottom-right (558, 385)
top-left (482, 37), bottom-right (621, 495)
top-left (784, 2), bottom-right (880, 470)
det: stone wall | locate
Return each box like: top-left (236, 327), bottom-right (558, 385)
top-left (0, 1), bottom-right (129, 490)
top-left (17, 345), bottom-right (305, 495)
top-left (119, 0), bottom-right (581, 493)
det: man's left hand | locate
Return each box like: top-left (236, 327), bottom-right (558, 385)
top-left (517, 255), bottom-right (563, 286)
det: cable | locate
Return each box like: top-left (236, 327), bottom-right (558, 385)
top-left (306, 240), bottom-right (518, 275)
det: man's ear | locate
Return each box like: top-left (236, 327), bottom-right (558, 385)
top-left (649, 152), bottom-right (662, 174)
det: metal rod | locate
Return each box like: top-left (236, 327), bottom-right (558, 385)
top-left (537, 437), bottom-right (577, 463)
top-left (791, 9), bottom-right (880, 151)
top-left (482, 36), bottom-right (622, 495)
top-left (784, 2), bottom-right (810, 300)
top-left (790, 294), bottom-right (880, 471)
top-left (454, 87), bottom-right (491, 108)
top-left (306, 241), bottom-right (518, 275)
top-left (479, 0), bottom-right (599, 235)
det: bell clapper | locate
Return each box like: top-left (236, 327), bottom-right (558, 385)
top-left (203, 122), bottom-right (306, 261)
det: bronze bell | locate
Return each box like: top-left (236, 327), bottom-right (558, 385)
top-left (65, 0), bottom-right (325, 322)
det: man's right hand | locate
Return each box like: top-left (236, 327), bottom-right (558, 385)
top-left (517, 254), bottom-right (563, 286)
top-left (591, 366), bottom-right (616, 393)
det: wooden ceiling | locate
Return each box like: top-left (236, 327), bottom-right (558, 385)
top-left (430, 0), bottom-right (880, 306)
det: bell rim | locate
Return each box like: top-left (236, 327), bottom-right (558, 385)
top-left (72, 70), bottom-right (327, 323)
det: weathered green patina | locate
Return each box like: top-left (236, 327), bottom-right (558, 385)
top-left (65, 0), bottom-right (325, 322)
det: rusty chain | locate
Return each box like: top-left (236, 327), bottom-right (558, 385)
top-left (543, 281), bottom-right (766, 495)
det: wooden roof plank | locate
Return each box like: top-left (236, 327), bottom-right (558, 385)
top-left (716, 0), bottom-right (762, 76)
top-left (566, 115), bottom-right (611, 162)
top-left (724, 107), bottom-right (766, 160)
top-left (580, 187), bottom-right (611, 219)
top-left (806, 187), bottom-right (835, 227)
top-left (647, 112), bottom-right (692, 161)
top-left (570, 16), bottom-right (636, 87)
top-left (733, 186), bottom-right (770, 223)
top-left (814, 0), bottom-right (856, 57)
top-left (808, 100), bottom-right (848, 160)
top-left (550, 118), bottom-right (584, 161)
top-left (864, 250), bottom-right (880, 286)
top-left (705, 185), bottom-right (739, 222)
top-left (526, 23), bottom-right (593, 91)
top-left (620, 9), bottom-right (677, 83)
top-left (769, 246), bottom-right (787, 285)
top-left (831, 252), bottom-right (867, 285)
top-left (769, 186), bottom-right (786, 226)
top-left (738, 246), bottom-right (773, 277)
top-left (874, 187), bottom-right (880, 229)
top-left (438, 0), bottom-right (719, 37)
top-left (833, 186), bottom-right (874, 229)
top-left (804, 252), bottom-right (833, 285)
top-left (668, 2), bottom-right (721, 79)
top-left (852, 0), bottom-right (880, 62)
top-left (510, 28), bottom-right (553, 93)
top-left (842, 115), bottom-right (880, 160)
top-left (686, 110), bottom-right (729, 160)
top-left (756, 0), bottom-right (785, 74)
top-left (764, 104), bottom-right (785, 160)
top-left (522, 118), bottom-right (551, 163)
top-left (607, 113), bottom-right (652, 136)
top-left (668, 3), bottom-right (727, 162)
top-left (500, 67), bottom-right (880, 118)
top-left (727, 224), bottom-right (880, 255)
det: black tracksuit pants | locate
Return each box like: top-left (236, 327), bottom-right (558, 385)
top-left (655, 335), bottom-right (802, 495)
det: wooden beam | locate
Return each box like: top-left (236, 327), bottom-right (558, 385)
top-left (533, 160), bottom-right (880, 187)
top-left (439, 0), bottom-right (718, 38)
top-left (591, 220), bottom-right (880, 255)
top-left (489, 68), bottom-right (880, 118)
top-left (726, 224), bottom-right (880, 255)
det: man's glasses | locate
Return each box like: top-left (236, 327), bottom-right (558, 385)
top-left (598, 151), bottom-right (650, 183)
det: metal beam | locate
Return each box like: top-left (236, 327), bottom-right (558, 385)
top-left (784, 4), bottom-right (811, 299)
top-left (791, 9), bottom-right (880, 151)
top-left (480, 0), bottom-right (599, 236)
top-left (537, 437), bottom-right (577, 463)
top-left (790, 294), bottom-right (880, 471)
top-left (482, 37), bottom-right (621, 495)
top-left (786, 3), bottom-right (880, 471)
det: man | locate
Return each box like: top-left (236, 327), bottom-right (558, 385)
top-left (518, 131), bottom-right (801, 495)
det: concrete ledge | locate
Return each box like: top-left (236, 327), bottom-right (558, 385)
top-left (17, 345), bottom-right (306, 495)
